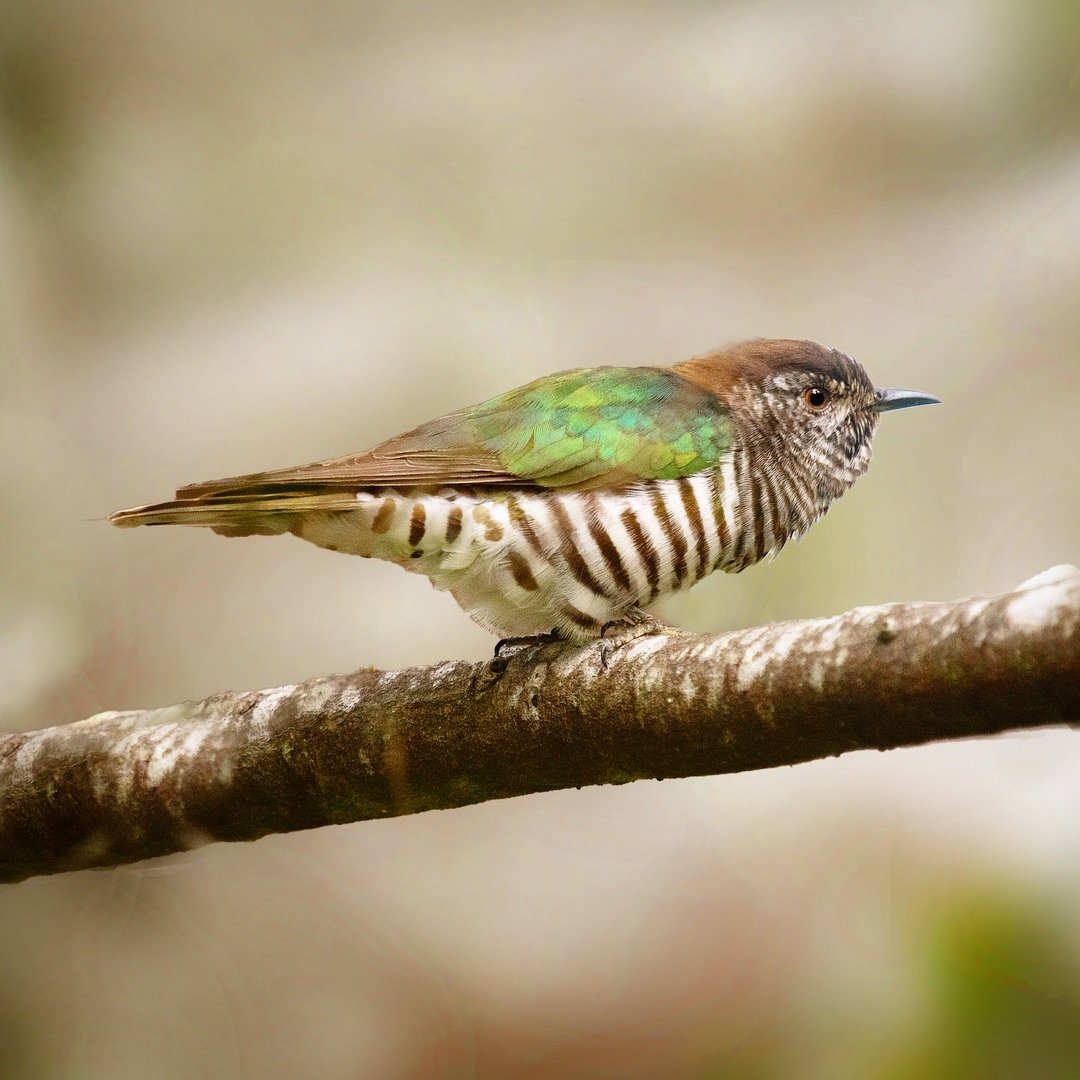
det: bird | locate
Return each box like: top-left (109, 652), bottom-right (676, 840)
top-left (110, 338), bottom-right (938, 642)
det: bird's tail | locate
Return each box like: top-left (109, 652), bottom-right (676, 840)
top-left (109, 492), bottom-right (361, 537)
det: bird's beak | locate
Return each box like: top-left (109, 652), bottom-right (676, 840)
top-left (874, 387), bottom-right (941, 413)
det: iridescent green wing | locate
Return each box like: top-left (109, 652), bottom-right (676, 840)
top-left (174, 367), bottom-right (733, 499)
top-left (462, 366), bottom-right (732, 488)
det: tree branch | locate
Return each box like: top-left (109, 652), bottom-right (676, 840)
top-left (2, 566), bottom-right (1078, 885)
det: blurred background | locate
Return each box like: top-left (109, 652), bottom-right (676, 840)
top-left (2, 0), bottom-right (1079, 1075)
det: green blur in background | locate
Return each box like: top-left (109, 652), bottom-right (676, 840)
top-left (1, 1), bottom-right (1078, 1077)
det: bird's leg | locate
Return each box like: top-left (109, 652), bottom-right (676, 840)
top-left (599, 608), bottom-right (671, 670)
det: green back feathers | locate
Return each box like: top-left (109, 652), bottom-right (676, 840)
top-left (168, 366), bottom-right (735, 502)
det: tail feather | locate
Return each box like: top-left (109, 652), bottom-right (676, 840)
top-left (108, 492), bottom-right (363, 537)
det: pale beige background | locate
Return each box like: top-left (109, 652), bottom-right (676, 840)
top-left (2, 1), bottom-right (1079, 1076)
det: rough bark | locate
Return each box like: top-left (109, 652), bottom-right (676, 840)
top-left (2, 565), bottom-right (1078, 885)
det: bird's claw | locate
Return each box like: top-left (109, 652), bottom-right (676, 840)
top-left (488, 627), bottom-right (562, 676)
top-left (493, 627), bottom-right (562, 658)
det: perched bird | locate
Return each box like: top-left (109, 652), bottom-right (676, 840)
top-left (111, 339), bottom-right (937, 641)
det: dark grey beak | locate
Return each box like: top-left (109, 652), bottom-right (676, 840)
top-left (874, 387), bottom-right (941, 413)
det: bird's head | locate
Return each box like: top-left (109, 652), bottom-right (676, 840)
top-left (677, 338), bottom-right (938, 506)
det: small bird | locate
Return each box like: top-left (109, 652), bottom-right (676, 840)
top-left (111, 339), bottom-right (938, 641)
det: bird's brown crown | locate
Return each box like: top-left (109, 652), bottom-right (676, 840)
top-left (674, 338), bottom-right (872, 401)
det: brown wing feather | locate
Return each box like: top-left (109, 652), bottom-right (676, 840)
top-left (174, 416), bottom-right (516, 501)
top-left (112, 411), bottom-right (527, 530)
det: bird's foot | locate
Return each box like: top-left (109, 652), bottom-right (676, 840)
top-left (494, 627), bottom-right (563, 657)
top-left (598, 610), bottom-right (670, 670)
top-left (489, 627), bottom-right (562, 675)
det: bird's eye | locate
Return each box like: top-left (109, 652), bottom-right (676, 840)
top-left (803, 387), bottom-right (830, 410)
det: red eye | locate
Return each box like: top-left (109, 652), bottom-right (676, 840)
top-left (804, 387), bottom-right (830, 410)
